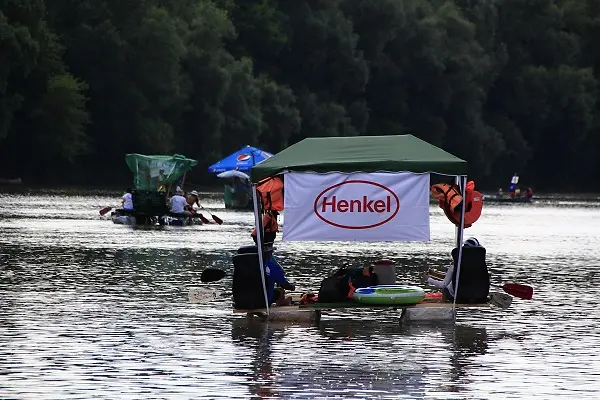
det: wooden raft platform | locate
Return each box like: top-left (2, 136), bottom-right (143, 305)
top-left (234, 301), bottom-right (490, 323)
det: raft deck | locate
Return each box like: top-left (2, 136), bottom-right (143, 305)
top-left (234, 301), bottom-right (490, 313)
top-left (234, 301), bottom-right (491, 323)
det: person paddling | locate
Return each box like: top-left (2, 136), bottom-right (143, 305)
top-left (186, 190), bottom-right (201, 210)
top-left (184, 190), bottom-right (212, 224)
top-left (169, 187), bottom-right (190, 217)
top-left (121, 188), bottom-right (134, 211)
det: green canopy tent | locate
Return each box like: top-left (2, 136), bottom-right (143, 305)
top-left (247, 134), bottom-right (469, 315)
top-left (125, 153), bottom-right (198, 191)
top-left (250, 135), bottom-right (466, 183)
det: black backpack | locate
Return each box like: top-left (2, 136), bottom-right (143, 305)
top-left (318, 267), bottom-right (378, 303)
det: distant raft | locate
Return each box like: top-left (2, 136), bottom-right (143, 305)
top-left (352, 285), bottom-right (425, 306)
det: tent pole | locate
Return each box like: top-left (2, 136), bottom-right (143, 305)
top-left (180, 172), bottom-right (187, 191)
top-left (452, 176), bottom-right (467, 316)
top-left (454, 176), bottom-right (464, 249)
top-left (252, 183), bottom-right (270, 315)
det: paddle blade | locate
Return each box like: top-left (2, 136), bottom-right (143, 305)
top-left (198, 214), bottom-right (210, 224)
top-left (99, 206), bottom-right (112, 216)
top-left (503, 283), bottom-right (533, 300)
top-left (490, 292), bottom-right (513, 309)
top-left (212, 214), bottom-right (223, 225)
top-left (201, 268), bottom-right (226, 283)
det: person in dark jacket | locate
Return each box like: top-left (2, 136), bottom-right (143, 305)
top-left (263, 242), bottom-right (295, 306)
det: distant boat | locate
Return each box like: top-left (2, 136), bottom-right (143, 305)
top-left (217, 170), bottom-right (253, 210)
top-left (103, 154), bottom-right (200, 226)
top-left (209, 146), bottom-right (273, 210)
top-left (483, 195), bottom-right (533, 204)
top-left (485, 173), bottom-right (534, 203)
top-left (0, 178), bottom-right (22, 185)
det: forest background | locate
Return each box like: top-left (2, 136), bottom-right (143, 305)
top-left (1, 0), bottom-right (599, 191)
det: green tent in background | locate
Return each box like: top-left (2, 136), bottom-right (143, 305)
top-left (125, 154), bottom-right (198, 190)
top-left (250, 135), bottom-right (467, 182)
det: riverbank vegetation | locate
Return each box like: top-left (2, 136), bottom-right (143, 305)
top-left (1, 0), bottom-right (598, 190)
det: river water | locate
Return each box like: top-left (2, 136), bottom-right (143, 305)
top-left (1, 189), bottom-right (599, 399)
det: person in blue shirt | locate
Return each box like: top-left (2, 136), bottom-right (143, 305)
top-left (263, 242), bottom-right (295, 306)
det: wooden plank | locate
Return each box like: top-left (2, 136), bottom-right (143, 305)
top-left (402, 306), bottom-right (455, 322)
top-left (233, 305), bottom-right (302, 313)
top-left (233, 301), bottom-right (490, 314)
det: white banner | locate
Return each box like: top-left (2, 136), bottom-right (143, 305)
top-left (283, 172), bottom-right (430, 242)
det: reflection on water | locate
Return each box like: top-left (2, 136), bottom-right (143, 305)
top-left (1, 190), bottom-right (600, 398)
top-left (230, 318), bottom-right (493, 399)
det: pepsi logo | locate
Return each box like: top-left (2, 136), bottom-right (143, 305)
top-left (237, 154), bottom-right (251, 162)
top-left (313, 180), bottom-right (400, 229)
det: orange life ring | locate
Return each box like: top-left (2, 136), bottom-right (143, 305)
top-left (430, 181), bottom-right (483, 228)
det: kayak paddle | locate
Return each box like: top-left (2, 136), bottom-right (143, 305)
top-left (199, 204), bottom-right (223, 225)
top-left (99, 206), bottom-right (114, 216)
top-left (503, 283), bottom-right (533, 300)
top-left (201, 268), bottom-right (226, 283)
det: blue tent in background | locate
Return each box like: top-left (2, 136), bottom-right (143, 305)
top-left (208, 145), bottom-right (273, 174)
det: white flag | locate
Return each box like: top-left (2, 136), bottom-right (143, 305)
top-left (283, 172), bottom-right (430, 242)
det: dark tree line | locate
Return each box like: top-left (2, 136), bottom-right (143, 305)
top-left (1, 0), bottom-right (599, 191)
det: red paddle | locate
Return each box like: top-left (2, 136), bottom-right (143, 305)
top-left (503, 283), bottom-right (533, 300)
top-left (197, 213), bottom-right (211, 224)
top-left (199, 204), bottom-right (223, 225)
top-left (99, 206), bottom-right (113, 216)
top-left (187, 208), bottom-right (210, 224)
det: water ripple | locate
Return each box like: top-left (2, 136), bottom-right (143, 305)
top-left (1, 192), bottom-right (600, 398)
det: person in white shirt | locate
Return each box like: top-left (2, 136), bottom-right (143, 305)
top-left (425, 237), bottom-right (481, 300)
top-left (169, 188), bottom-right (190, 215)
top-left (122, 188), bottom-right (134, 210)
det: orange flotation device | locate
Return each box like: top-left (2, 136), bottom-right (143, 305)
top-left (257, 176), bottom-right (284, 211)
top-left (430, 181), bottom-right (483, 228)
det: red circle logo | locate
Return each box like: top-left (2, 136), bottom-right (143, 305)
top-left (237, 154), bottom-right (251, 162)
top-left (313, 180), bottom-right (400, 229)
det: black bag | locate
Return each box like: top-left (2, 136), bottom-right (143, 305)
top-left (347, 266), bottom-right (379, 290)
top-left (317, 268), bottom-right (349, 303)
top-left (317, 267), bottom-right (379, 303)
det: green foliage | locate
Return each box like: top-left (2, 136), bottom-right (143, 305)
top-left (33, 74), bottom-right (90, 160)
top-left (0, 1), bottom-right (43, 139)
top-left (1, 0), bottom-right (600, 190)
top-left (256, 75), bottom-right (300, 150)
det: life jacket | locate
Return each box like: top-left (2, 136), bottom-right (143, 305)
top-left (299, 292), bottom-right (318, 305)
top-left (430, 181), bottom-right (483, 228)
top-left (251, 211), bottom-right (279, 238)
top-left (257, 176), bottom-right (284, 211)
